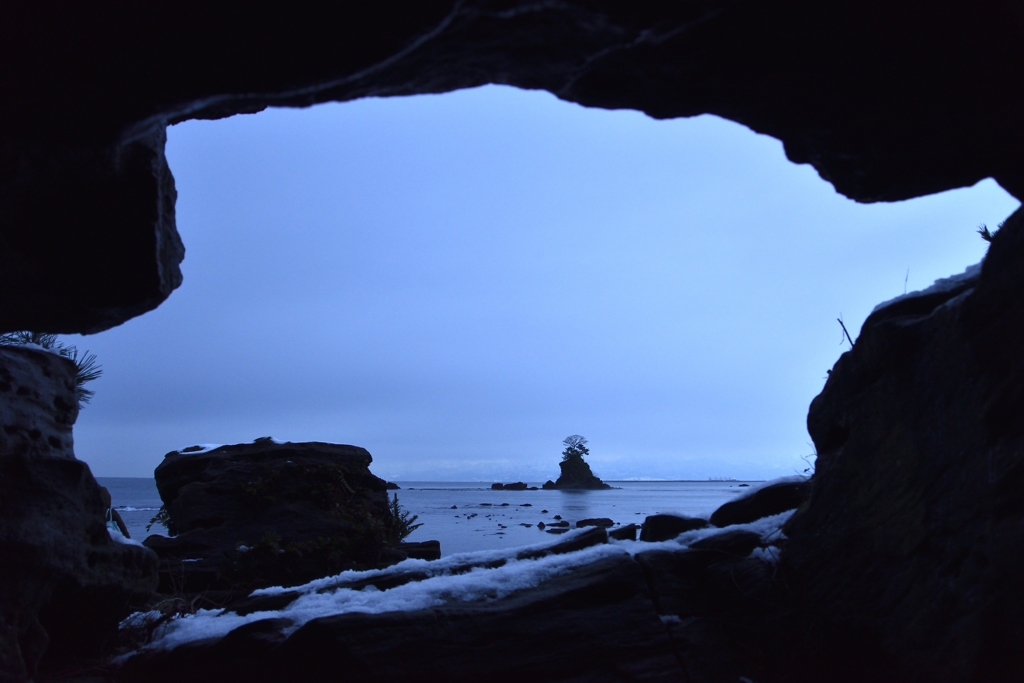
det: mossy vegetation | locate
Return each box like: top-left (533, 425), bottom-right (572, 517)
top-left (384, 494), bottom-right (422, 545)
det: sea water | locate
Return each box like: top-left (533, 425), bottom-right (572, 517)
top-left (97, 477), bottom-right (167, 540)
top-left (97, 478), bottom-right (758, 555)
top-left (394, 481), bottom-right (756, 554)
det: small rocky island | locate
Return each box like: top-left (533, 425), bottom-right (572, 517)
top-left (542, 435), bottom-right (611, 490)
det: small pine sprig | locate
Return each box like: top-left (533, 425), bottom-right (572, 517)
top-left (978, 220), bottom-right (1005, 243)
top-left (386, 494), bottom-right (422, 545)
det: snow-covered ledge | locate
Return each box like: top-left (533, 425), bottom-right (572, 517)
top-left (871, 260), bottom-right (982, 315)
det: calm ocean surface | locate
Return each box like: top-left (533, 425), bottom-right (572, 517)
top-left (97, 478), bottom-right (759, 556)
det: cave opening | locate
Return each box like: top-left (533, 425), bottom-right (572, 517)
top-left (59, 85), bottom-right (1019, 482)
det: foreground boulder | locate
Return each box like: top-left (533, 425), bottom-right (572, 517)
top-left (121, 553), bottom-right (684, 683)
top-left (709, 478), bottom-right (810, 528)
top-left (119, 523), bottom-right (791, 683)
top-left (0, 346), bottom-right (158, 681)
top-left (576, 517), bottom-right (613, 528)
top-left (398, 540), bottom-right (441, 561)
top-left (145, 440), bottom-right (410, 594)
top-left (640, 514), bottom-right (709, 542)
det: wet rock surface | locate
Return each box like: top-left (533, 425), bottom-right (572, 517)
top-left (639, 514), bottom-right (709, 542)
top-left (144, 441), bottom-right (407, 594)
top-left (709, 478), bottom-right (810, 528)
top-left (0, 347), bottom-right (158, 682)
top-left (398, 540), bottom-right (441, 561)
top-left (608, 524), bottom-right (638, 542)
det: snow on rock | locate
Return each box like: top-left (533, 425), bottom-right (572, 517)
top-left (627, 510), bottom-right (794, 557)
top-left (172, 444), bottom-right (223, 455)
top-left (871, 260), bottom-right (982, 314)
top-left (132, 509), bottom-right (794, 655)
top-left (108, 527), bottom-right (145, 547)
top-left (140, 537), bottom-right (627, 652)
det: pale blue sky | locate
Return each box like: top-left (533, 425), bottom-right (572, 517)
top-left (71, 85), bottom-right (1019, 481)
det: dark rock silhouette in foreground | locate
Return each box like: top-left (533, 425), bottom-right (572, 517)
top-left (119, 523), bottom-right (791, 683)
top-left (144, 440), bottom-right (422, 595)
top-left (710, 478), bottom-right (811, 528)
top-left (639, 514), bottom-right (710, 543)
top-left (0, 346), bottom-right (157, 681)
top-left (782, 209), bottom-right (1024, 681)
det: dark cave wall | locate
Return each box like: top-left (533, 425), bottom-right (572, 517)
top-left (784, 207), bottom-right (1024, 681)
top-left (2, 0), bottom-right (1023, 333)
top-left (0, 128), bottom-right (182, 334)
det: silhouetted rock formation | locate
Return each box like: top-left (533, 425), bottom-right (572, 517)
top-left (550, 438), bottom-right (611, 490)
top-left (782, 207), bottom-right (1024, 681)
top-left (491, 481), bottom-right (530, 491)
top-left (553, 456), bottom-right (611, 490)
top-left (144, 441), bottom-right (407, 594)
top-left (0, 346), bottom-right (158, 681)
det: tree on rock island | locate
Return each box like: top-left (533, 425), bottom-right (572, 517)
top-left (543, 435), bottom-right (612, 490)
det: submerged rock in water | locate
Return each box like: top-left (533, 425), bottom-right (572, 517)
top-left (639, 514), bottom-right (709, 542)
top-left (710, 478), bottom-right (811, 528)
top-left (144, 441), bottom-right (421, 594)
top-left (491, 481), bottom-right (528, 491)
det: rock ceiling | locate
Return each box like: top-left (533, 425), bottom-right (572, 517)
top-left (3, 1), bottom-right (1022, 333)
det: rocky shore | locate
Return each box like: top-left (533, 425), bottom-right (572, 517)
top-left (117, 479), bottom-right (809, 683)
